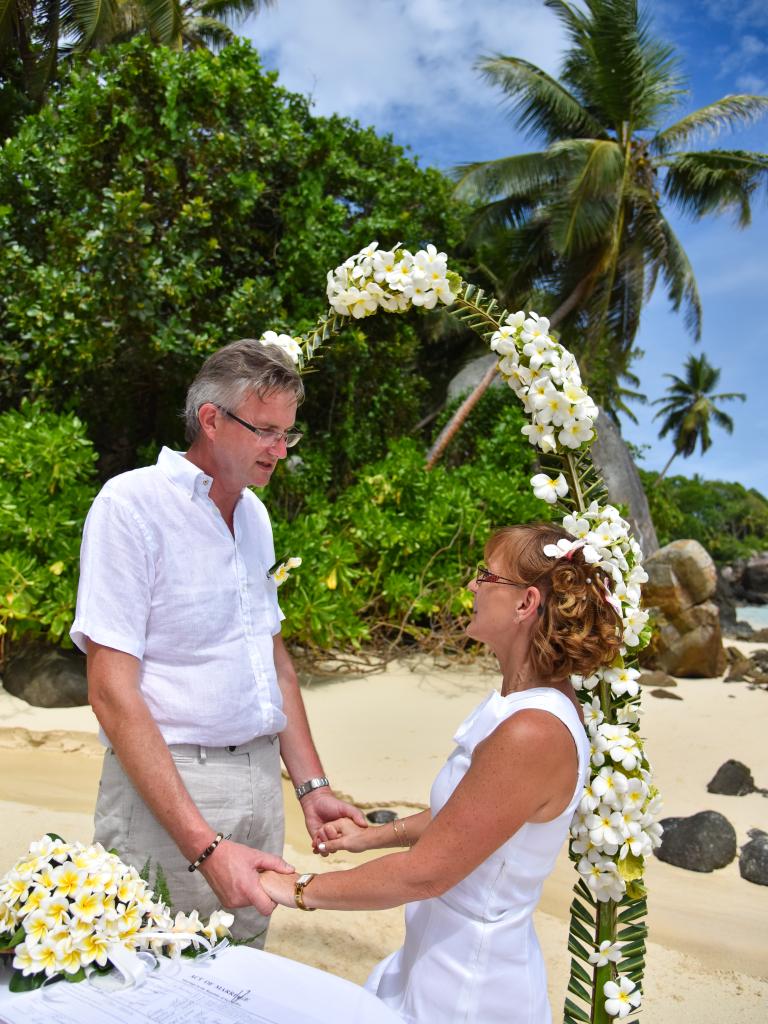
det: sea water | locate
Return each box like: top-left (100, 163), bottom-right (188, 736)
top-left (736, 605), bottom-right (768, 629)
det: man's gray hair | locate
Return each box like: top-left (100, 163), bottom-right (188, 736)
top-left (184, 339), bottom-right (304, 442)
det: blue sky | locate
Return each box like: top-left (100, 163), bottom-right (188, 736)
top-left (243, 0), bottom-right (767, 494)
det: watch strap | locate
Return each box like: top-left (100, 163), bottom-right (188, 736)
top-left (295, 775), bottom-right (330, 800)
top-left (294, 872), bottom-right (316, 911)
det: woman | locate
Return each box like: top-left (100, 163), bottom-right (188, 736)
top-left (261, 523), bottom-right (623, 1023)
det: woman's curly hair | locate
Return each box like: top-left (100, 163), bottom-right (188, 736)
top-left (485, 523), bottom-right (623, 681)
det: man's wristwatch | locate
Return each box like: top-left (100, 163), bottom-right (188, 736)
top-left (294, 872), bottom-right (316, 911)
top-left (294, 776), bottom-right (330, 800)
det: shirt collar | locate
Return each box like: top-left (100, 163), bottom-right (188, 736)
top-left (157, 446), bottom-right (212, 499)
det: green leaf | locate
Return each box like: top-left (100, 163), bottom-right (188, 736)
top-left (569, 956), bottom-right (592, 985)
top-left (567, 976), bottom-right (592, 1003)
top-left (563, 997), bottom-right (592, 1023)
top-left (9, 970), bottom-right (47, 992)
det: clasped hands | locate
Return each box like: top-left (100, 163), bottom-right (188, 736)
top-left (201, 791), bottom-right (367, 915)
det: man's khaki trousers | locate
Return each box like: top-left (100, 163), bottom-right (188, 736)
top-left (94, 734), bottom-right (285, 947)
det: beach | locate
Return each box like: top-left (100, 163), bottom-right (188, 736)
top-left (1, 643), bottom-right (766, 1021)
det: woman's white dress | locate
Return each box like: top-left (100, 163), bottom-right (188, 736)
top-left (365, 687), bottom-right (589, 1024)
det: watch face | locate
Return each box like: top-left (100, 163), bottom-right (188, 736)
top-left (296, 873), bottom-right (313, 886)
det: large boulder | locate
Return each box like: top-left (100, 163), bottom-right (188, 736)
top-left (447, 353), bottom-right (503, 403)
top-left (655, 811), bottom-right (737, 872)
top-left (640, 540), bottom-right (726, 677)
top-left (741, 553), bottom-right (768, 604)
top-left (707, 760), bottom-right (756, 796)
top-left (2, 643), bottom-right (89, 707)
top-left (721, 552), bottom-right (768, 606)
top-left (739, 830), bottom-right (768, 886)
top-left (590, 408), bottom-right (659, 558)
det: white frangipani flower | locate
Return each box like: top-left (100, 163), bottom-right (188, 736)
top-left (530, 472), bottom-right (568, 504)
top-left (604, 976), bottom-right (642, 1018)
top-left (589, 939), bottom-right (625, 966)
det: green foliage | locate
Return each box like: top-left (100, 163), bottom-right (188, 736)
top-left (0, 39), bottom-right (467, 484)
top-left (0, 402), bottom-right (98, 650)
top-left (272, 394), bottom-right (551, 652)
top-left (641, 470), bottom-right (768, 562)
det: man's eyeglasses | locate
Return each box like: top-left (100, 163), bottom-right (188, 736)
top-left (220, 408), bottom-right (303, 448)
top-left (475, 564), bottom-right (524, 587)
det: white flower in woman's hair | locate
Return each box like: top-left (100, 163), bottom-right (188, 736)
top-left (542, 538), bottom-right (600, 563)
top-left (531, 472), bottom-right (568, 504)
top-left (589, 939), bottom-right (625, 967)
top-left (562, 514), bottom-right (590, 538)
top-left (603, 976), bottom-right (642, 1018)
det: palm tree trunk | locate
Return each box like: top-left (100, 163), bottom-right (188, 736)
top-left (424, 274), bottom-right (594, 470)
top-left (653, 450), bottom-right (678, 485)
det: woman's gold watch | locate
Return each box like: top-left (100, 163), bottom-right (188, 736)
top-left (294, 872), bottom-right (316, 911)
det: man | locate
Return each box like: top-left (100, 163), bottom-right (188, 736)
top-left (71, 339), bottom-right (365, 944)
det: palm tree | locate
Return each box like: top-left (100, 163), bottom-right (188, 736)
top-left (426, 0), bottom-right (767, 468)
top-left (652, 353), bottom-right (745, 483)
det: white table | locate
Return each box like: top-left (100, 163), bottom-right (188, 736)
top-left (0, 945), bottom-right (402, 1024)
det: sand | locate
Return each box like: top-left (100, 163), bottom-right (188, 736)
top-left (1, 643), bottom-right (766, 1021)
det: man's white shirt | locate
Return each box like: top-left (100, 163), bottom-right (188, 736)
top-left (71, 446), bottom-right (287, 745)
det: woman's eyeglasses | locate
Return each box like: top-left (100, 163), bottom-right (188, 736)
top-left (475, 564), bottom-right (524, 587)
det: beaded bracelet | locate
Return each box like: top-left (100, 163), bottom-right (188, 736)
top-left (188, 831), bottom-right (231, 873)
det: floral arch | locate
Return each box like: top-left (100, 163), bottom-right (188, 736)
top-left (265, 242), bottom-right (660, 1024)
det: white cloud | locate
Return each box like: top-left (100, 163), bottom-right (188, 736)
top-left (736, 73), bottom-right (767, 92)
top-left (244, 0), bottom-right (567, 148)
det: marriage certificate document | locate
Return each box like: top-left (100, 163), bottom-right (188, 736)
top-left (0, 945), bottom-right (401, 1024)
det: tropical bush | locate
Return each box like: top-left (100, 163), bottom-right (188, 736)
top-left (0, 403), bottom-right (98, 651)
top-left (641, 470), bottom-right (768, 563)
top-left (273, 393), bottom-right (550, 652)
top-left (0, 38), bottom-right (469, 485)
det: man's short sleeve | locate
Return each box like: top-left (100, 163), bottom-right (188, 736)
top-left (70, 491), bottom-right (156, 658)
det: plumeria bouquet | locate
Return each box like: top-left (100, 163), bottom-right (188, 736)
top-left (0, 835), bottom-right (233, 992)
top-left (326, 241), bottom-right (460, 318)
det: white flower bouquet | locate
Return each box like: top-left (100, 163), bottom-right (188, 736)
top-left (0, 834), bottom-right (233, 993)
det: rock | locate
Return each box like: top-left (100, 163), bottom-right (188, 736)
top-left (590, 408), bottom-right (658, 558)
top-left (641, 600), bottom-right (726, 677)
top-left (706, 760), bottom-right (756, 796)
top-left (644, 539), bottom-right (717, 612)
top-left (366, 810), bottom-right (397, 824)
top-left (750, 649), bottom-right (768, 670)
top-left (2, 643), bottom-right (88, 707)
top-left (739, 834), bottom-right (768, 886)
top-left (724, 646), bottom-right (745, 664)
top-left (639, 670), bottom-right (677, 688)
top-left (447, 353), bottom-right (504, 402)
top-left (650, 688), bottom-right (683, 700)
top-left (640, 540), bottom-right (726, 677)
top-left (742, 553), bottom-right (768, 603)
top-left (726, 657), bottom-right (757, 682)
top-left (654, 810), bottom-right (737, 872)
top-left (751, 627), bottom-right (768, 642)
